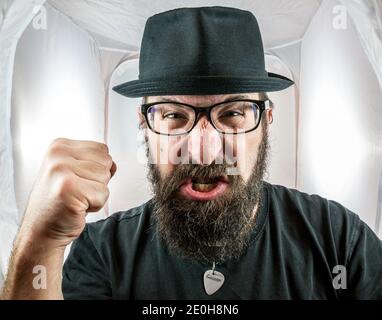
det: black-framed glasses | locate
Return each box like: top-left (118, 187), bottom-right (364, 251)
top-left (141, 99), bottom-right (271, 136)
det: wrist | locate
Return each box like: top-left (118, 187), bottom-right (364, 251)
top-left (16, 222), bottom-right (68, 255)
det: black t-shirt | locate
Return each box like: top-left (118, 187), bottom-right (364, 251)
top-left (62, 182), bottom-right (382, 299)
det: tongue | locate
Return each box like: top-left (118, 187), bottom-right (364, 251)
top-left (192, 183), bottom-right (217, 192)
top-left (180, 179), bottom-right (228, 201)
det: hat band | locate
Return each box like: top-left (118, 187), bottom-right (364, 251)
top-left (139, 63), bottom-right (268, 79)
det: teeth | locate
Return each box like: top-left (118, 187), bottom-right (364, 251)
top-left (192, 183), bottom-right (217, 192)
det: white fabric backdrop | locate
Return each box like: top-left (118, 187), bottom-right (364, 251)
top-left (11, 5), bottom-right (106, 219)
top-left (0, 0), bottom-right (46, 288)
top-left (339, 0), bottom-right (382, 92)
top-left (1, 4), bottom-right (106, 283)
top-left (49, 0), bottom-right (321, 52)
top-left (298, 0), bottom-right (382, 231)
top-left (340, 0), bottom-right (382, 237)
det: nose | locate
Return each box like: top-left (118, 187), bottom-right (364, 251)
top-left (187, 115), bottom-right (223, 165)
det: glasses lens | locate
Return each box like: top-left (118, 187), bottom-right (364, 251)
top-left (147, 103), bottom-right (195, 135)
top-left (211, 101), bottom-right (260, 133)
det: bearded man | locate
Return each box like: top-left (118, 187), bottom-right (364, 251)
top-left (2, 7), bottom-right (382, 300)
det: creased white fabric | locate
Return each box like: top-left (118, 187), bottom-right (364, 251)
top-left (11, 3), bottom-right (106, 220)
top-left (0, 0), bottom-right (47, 288)
top-left (339, 0), bottom-right (382, 91)
top-left (1, 2), bottom-right (105, 286)
top-left (298, 0), bottom-right (382, 233)
top-left (337, 1), bottom-right (382, 237)
top-left (48, 0), bottom-right (321, 51)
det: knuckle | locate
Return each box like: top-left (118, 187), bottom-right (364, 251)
top-left (102, 154), bottom-right (113, 168)
top-left (96, 142), bottom-right (109, 153)
top-left (104, 185), bottom-right (110, 198)
top-left (102, 187), bottom-right (110, 204)
top-left (99, 184), bottom-right (110, 200)
top-left (51, 137), bottom-right (67, 146)
top-left (94, 165), bottom-right (110, 184)
top-left (48, 161), bottom-right (67, 174)
top-left (102, 143), bottom-right (109, 153)
top-left (103, 167), bottom-right (112, 181)
top-left (48, 141), bottom-right (66, 158)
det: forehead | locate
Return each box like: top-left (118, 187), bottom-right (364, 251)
top-left (146, 92), bottom-right (267, 106)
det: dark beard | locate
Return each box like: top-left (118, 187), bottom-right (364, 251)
top-left (147, 122), bottom-right (270, 265)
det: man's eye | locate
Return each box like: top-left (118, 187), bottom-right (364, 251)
top-left (220, 110), bottom-right (244, 118)
top-left (163, 112), bottom-right (187, 119)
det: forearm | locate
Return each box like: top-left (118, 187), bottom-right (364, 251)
top-left (1, 226), bottom-right (66, 300)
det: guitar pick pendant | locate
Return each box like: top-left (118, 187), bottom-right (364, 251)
top-left (203, 262), bottom-right (225, 295)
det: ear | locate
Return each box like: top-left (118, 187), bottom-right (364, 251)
top-left (137, 108), bottom-right (146, 129)
top-left (137, 108), bottom-right (149, 142)
top-left (267, 108), bottom-right (274, 124)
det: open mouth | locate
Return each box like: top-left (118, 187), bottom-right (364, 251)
top-left (191, 177), bottom-right (222, 191)
top-left (179, 176), bottom-right (229, 201)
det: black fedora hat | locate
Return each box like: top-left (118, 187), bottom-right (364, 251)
top-left (113, 6), bottom-right (294, 97)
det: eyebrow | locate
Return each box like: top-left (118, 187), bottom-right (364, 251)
top-left (153, 94), bottom-right (251, 105)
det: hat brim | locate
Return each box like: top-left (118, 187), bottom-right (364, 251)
top-left (112, 72), bottom-right (294, 98)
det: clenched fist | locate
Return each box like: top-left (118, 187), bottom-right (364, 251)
top-left (20, 138), bottom-right (116, 248)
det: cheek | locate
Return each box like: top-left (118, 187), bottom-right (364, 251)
top-left (147, 132), bottom-right (176, 177)
top-left (149, 130), bottom-right (191, 166)
top-left (224, 132), bottom-right (261, 181)
top-left (148, 131), bottom-right (172, 164)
